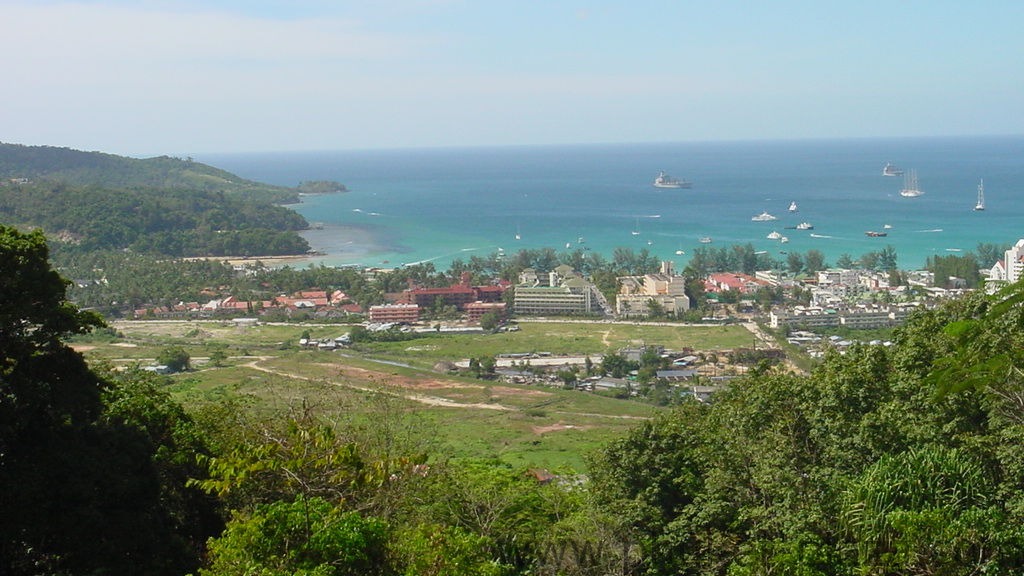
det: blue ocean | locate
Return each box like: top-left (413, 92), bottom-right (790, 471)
top-left (200, 136), bottom-right (1024, 271)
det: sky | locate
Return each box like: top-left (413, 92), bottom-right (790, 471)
top-left (3, 0), bottom-right (1023, 155)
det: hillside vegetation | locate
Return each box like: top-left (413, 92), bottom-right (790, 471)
top-left (0, 143), bottom-right (319, 257)
top-left (0, 142), bottom-right (297, 203)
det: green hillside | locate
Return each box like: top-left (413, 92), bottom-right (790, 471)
top-left (0, 142), bottom-right (298, 204)
top-left (0, 142), bottom-right (323, 257)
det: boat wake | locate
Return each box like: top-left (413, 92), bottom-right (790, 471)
top-left (809, 233), bottom-right (834, 239)
top-left (916, 228), bottom-right (943, 233)
top-left (404, 246), bottom-right (482, 267)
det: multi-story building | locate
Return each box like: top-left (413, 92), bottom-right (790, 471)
top-left (368, 303), bottom-right (420, 323)
top-left (465, 301), bottom-right (507, 323)
top-left (989, 239), bottom-right (1024, 286)
top-left (514, 271), bottom-right (600, 315)
top-left (616, 261), bottom-right (690, 317)
top-left (402, 272), bottom-right (506, 311)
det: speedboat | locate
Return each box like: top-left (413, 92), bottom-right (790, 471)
top-left (751, 211), bottom-right (778, 222)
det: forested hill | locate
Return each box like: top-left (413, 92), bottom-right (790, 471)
top-left (0, 142), bottom-right (298, 204)
top-left (0, 142), bottom-right (317, 257)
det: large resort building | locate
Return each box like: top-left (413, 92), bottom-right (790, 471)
top-left (986, 238), bottom-right (1024, 291)
top-left (513, 265), bottom-right (605, 316)
top-left (398, 272), bottom-right (506, 310)
top-left (616, 261), bottom-right (691, 317)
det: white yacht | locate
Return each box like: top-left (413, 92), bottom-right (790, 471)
top-left (751, 211), bottom-right (778, 222)
top-left (788, 201), bottom-right (798, 212)
top-left (796, 222), bottom-right (814, 230)
top-left (900, 170), bottom-right (924, 197)
top-left (767, 230), bottom-right (782, 240)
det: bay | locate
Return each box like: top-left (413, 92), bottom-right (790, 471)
top-left (200, 136), bottom-right (1024, 271)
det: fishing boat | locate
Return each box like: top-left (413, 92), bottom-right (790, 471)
top-left (751, 211), bottom-right (778, 222)
top-left (974, 179), bottom-right (985, 211)
top-left (789, 201), bottom-right (798, 212)
top-left (883, 162), bottom-right (904, 176)
top-left (865, 231), bottom-right (888, 237)
top-left (653, 171), bottom-right (692, 189)
top-left (796, 222), bottom-right (814, 230)
top-left (900, 170), bottom-right (924, 197)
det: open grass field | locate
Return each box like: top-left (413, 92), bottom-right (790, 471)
top-left (363, 320), bottom-right (756, 369)
top-left (72, 319), bottom-right (756, 471)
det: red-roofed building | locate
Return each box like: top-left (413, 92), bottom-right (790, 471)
top-left (402, 272), bottom-right (507, 311)
top-left (465, 301), bottom-right (506, 323)
top-left (705, 273), bottom-right (770, 294)
top-left (369, 303), bottom-right (420, 323)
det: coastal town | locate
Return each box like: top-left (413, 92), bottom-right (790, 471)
top-left (124, 238), bottom-right (1024, 397)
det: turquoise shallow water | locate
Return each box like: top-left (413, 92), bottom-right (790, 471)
top-left (201, 136), bottom-right (1024, 270)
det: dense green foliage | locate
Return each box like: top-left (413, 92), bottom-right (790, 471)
top-left (926, 252), bottom-right (982, 288)
top-left (0, 142), bottom-right (298, 203)
top-left (0, 142), bottom-right (319, 258)
top-left (1, 181), bottom-right (309, 256)
top-left (297, 179), bottom-right (349, 194)
top-left (0, 226), bottom-right (220, 574)
top-left (587, 288), bottom-right (1024, 574)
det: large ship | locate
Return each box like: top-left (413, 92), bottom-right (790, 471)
top-left (653, 171), bottom-right (692, 189)
top-left (900, 170), bottom-right (924, 197)
top-left (883, 162), bottom-right (904, 177)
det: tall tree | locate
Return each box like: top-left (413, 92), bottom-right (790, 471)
top-left (0, 226), bottom-right (205, 574)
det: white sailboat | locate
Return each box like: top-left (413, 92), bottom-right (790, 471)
top-left (974, 179), bottom-right (985, 211)
top-left (515, 225), bottom-right (521, 240)
top-left (900, 170), bottom-right (924, 198)
top-left (789, 201), bottom-right (798, 213)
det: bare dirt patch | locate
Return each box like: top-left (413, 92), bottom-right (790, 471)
top-left (489, 385), bottom-right (553, 398)
top-left (532, 422), bottom-right (593, 435)
top-left (329, 364), bottom-right (484, 391)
